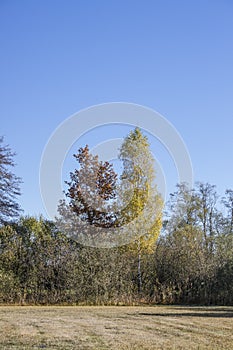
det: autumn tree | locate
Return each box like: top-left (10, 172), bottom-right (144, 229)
top-left (0, 137), bottom-right (22, 224)
top-left (118, 128), bottom-right (163, 294)
top-left (57, 145), bottom-right (119, 246)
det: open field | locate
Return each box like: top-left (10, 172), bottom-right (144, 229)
top-left (0, 306), bottom-right (233, 350)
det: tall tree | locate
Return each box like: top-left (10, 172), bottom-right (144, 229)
top-left (118, 128), bottom-right (163, 294)
top-left (195, 182), bottom-right (218, 249)
top-left (222, 189), bottom-right (233, 233)
top-left (0, 137), bottom-right (22, 224)
top-left (165, 183), bottom-right (199, 232)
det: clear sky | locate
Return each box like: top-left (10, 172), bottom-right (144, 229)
top-left (1, 0), bottom-right (233, 218)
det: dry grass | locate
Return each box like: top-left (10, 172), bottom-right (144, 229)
top-left (0, 305), bottom-right (233, 349)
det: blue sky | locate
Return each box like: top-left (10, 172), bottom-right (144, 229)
top-left (1, 0), bottom-right (233, 218)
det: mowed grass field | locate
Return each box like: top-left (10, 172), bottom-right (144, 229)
top-left (0, 306), bottom-right (233, 350)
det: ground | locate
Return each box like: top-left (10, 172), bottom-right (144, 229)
top-left (0, 305), bottom-right (232, 349)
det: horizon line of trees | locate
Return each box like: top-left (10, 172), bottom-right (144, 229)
top-left (0, 134), bottom-right (233, 305)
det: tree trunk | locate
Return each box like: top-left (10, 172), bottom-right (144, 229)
top-left (137, 240), bottom-right (142, 295)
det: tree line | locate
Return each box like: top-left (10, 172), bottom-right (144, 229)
top-left (0, 132), bottom-right (232, 305)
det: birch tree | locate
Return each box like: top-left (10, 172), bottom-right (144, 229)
top-left (118, 128), bottom-right (163, 294)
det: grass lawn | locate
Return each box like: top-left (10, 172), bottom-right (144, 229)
top-left (0, 305), bottom-right (232, 349)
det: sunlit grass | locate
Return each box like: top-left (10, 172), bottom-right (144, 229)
top-left (0, 305), bottom-right (232, 349)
